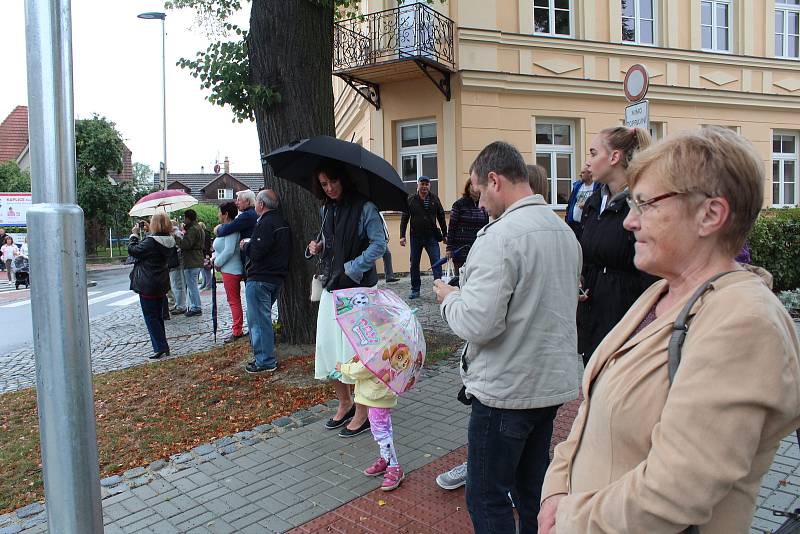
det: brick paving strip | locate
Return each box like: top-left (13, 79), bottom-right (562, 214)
top-left (1, 274), bottom-right (798, 533)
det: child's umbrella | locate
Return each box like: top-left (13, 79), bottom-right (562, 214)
top-left (332, 287), bottom-right (426, 395)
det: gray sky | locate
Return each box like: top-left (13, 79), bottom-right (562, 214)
top-left (1, 1), bottom-right (262, 175)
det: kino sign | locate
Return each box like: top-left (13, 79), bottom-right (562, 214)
top-left (624, 64), bottom-right (649, 130)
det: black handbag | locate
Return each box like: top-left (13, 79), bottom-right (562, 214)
top-left (668, 272), bottom-right (800, 534)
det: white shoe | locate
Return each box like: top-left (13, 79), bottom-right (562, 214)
top-left (436, 462), bottom-right (467, 490)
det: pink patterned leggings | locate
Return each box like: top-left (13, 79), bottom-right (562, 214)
top-left (368, 407), bottom-right (398, 467)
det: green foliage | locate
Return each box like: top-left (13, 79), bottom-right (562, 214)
top-left (75, 115), bottom-right (124, 179)
top-left (0, 162), bottom-right (31, 193)
top-left (173, 203), bottom-right (220, 233)
top-left (778, 289), bottom-right (800, 317)
top-left (132, 162), bottom-right (157, 194)
top-left (749, 208), bottom-right (800, 291)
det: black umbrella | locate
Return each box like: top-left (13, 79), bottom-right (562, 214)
top-left (264, 136), bottom-right (409, 211)
top-left (211, 270), bottom-right (218, 343)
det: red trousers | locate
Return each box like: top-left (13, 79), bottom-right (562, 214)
top-left (222, 273), bottom-right (244, 336)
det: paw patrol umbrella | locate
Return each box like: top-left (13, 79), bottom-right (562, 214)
top-left (332, 287), bottom-right (426, 395)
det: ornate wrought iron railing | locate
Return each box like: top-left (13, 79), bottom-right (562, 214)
top-left (334, 4), bottom-right (455, 72)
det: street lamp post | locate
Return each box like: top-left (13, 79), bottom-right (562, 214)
top-left (137, 11), bottom-right (167, 190)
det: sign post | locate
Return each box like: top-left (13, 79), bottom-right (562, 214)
top-left (623, 64), bottom-right (650, 130)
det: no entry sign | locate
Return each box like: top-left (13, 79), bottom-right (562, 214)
top-left (624, 64), bottom-right (650, 103)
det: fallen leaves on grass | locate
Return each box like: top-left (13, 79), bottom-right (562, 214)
top-left (0, 342), bottom-right (332, 514)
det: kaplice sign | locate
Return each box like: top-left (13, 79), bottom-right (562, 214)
top-left (623, 64), bottom-right (650, 129)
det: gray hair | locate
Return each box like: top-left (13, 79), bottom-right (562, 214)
top-left (257, 189), bottom-right (279, 210)
top-left (237, 189), bottom-right (256, 207)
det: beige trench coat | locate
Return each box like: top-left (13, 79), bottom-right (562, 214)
top-left (541, 270), bottom-right (800, 533)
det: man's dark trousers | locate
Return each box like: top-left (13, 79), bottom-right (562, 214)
top-left (409, 234), bottom-right (442, 292)
top-left (465, 398), bottom-right (559, 534)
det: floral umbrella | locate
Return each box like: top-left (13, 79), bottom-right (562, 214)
top-left (333, 287), bottom-right (426, 395)
top-left (129, 190), bottom-right (197, 217)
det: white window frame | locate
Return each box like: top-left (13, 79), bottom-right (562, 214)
top-left (535, 119), bottom-right (575, 209)
top-left (648, 121), bottom-right (666, 142)
top-left (622, 0), bottom-right (657, 46)
top-left (397, 119), bottom-right (439, 195)
top-left (217, 188), bottom-right (234, 200)
top-left (701, 0), bottom-right (733, 53)
top-left (776, 1), bottom-right (800, 59)
top-left (533, 0), bottom-right (574, 38)
top-left (772, 131), bottom-right (799, 207)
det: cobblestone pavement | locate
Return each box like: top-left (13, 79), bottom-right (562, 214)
top-left (2, 274), bottom-right (799, 533)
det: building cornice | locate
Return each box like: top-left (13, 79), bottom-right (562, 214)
top-left (458, 27), bottom-right (800, 73)
top-left (459, 70), bottom-right (800, 110)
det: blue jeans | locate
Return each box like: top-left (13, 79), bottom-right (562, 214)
top-left (409, 235), bottom-right (442, 292)
top-left (169, 268), bottom-right (186, 309)
top-left (139, 296), bottom-right (169, 353)
top-left (183, 267), bottom-right (202, 312)
top-left (466, 399), bottom-right (559, 534)
top-left (245, 280), bottom-right (280, 369)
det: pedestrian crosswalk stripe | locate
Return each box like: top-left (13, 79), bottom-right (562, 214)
top-left (86, 290), bottom-right (130, 305)
top-left (1, 290), bottom-right (103, 309)
top-left (109, 294), bottom-right (140, 307)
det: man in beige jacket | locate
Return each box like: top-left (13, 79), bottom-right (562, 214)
top-left (434, 141), bottom-right (583, 534)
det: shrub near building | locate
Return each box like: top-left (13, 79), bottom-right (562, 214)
top-left (749, 208), bottom-right (800, 292)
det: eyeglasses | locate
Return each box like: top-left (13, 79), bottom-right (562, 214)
top-left (626, 191), bottom-right (682, 215)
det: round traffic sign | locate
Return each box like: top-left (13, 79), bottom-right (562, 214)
top-left (623, 64), bottom-right (650, 103)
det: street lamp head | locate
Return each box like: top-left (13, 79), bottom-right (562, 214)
top-left (137, 12), bottom-right (166, 20)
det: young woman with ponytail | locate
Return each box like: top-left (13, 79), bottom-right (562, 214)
top-left (577, 127), bottom-right (658, 364)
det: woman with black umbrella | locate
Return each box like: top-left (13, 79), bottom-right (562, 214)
top-left (128, 211), bottom-right (175, 360)
top-left (306, 163), bottom-right (387, 438)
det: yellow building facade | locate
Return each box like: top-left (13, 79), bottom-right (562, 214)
top-left (333, 0), bottom-right (800, 273)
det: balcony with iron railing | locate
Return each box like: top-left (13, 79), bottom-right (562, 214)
top-left (333, 3), bottom-right (455, 109)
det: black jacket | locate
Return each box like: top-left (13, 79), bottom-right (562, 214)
top-left (576, 188), bottom-right (658, 360)
top-left (128, 233), bottom-right (175, 297)
top-left (400, 192), bottom-right (447, 241)
top-left (243, 210), bottom-right (291, 285)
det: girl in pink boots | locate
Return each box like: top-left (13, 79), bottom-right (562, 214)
top-left (336, 356), bottom-right (403, 491)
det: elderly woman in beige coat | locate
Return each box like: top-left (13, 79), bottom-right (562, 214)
top-left (538, 126), bottom-right (800, 534)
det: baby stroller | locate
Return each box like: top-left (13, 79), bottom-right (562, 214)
top-left (12, 255), bottom-right (29, 290)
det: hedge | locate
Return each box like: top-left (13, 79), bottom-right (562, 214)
top-left (172, 204), bottom-right (220, 235)
top-left (749, 208), bottom-right (800, 291)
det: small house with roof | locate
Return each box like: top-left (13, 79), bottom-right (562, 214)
top-left (164, 158), bottom-right (264, 205)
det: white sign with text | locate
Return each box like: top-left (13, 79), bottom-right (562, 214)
top-left (625, 100), bottom-right (649, 130)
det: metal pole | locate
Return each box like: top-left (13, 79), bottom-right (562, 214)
top-left (161, 16), bottom-right (167, 190)
top-left (24, 0), bottom-right (103, 532)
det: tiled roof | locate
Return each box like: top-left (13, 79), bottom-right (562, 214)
top-left (163, 172), bottom-right (265, 201)
top-left (0, 106), bottom-right (29, 164)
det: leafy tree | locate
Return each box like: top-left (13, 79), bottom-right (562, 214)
top-left (75, 115), bottom-right (136, 252)
top-left (0, 161), bottom-right (31, 192)
top-left (132, 162), bottom-right (157, 194)
top-left (168, 0), bottom-right (433, 343)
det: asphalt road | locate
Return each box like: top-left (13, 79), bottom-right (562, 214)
top-left (0, 266), bottom-right (137, 354)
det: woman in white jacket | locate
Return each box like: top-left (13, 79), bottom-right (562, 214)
top-left (213, 202), bottom-right (245, 343)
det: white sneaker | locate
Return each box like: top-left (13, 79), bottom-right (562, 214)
top-left (436, 462), bottom-right (467, 490)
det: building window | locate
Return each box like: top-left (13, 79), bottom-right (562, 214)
top-left (622, 0), bottom-right (656, 45)
top-left (534, 0), bottom-right (572, 37)
top-left (701, 0), bottom-right (732, 52)
top-left (776, 1), bottom-right (800, 58)
top-left (398, 120), bottom-right (438, 196)
top-left (535, 120), bottom-right (574, 208)
top-left (217, 188), bottom-right (234, 200)
top-left (648, 122), bottom-right (665, 142)
top-left (773, 132), bottom-right (798, 206)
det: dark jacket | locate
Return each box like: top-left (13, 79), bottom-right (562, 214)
top-left (576, 188), bottom-right (658, 360)
top-left (176, 221), bottom-right (204, 268)
top-left (128, 233), bottom-right (175, 297)
top-left (446, 196), bottom-right (488, 260)
top-left (400, 193), bottom-right (447, 241)
top-left (216, 206), bottom-right (257, 240)
top-left (243, 210), bottom-right (291, 285)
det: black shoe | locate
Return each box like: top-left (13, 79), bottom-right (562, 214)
top-left (245, 362), bottom-right (277, 374)
top-left (149, 351), bottom-right (169, 360)
top-left (170, 307), bottom-right (186, 315)
top-left (338, 419), bottom-right (371, 438)
top-left (185, 309), bottom-right (202, 317)
top-left (223, 332), bottom-right (247, 344)
top-left (325, 404), bottom-right (356, 430)
top-left (386, 278), bottom-right (400, 283)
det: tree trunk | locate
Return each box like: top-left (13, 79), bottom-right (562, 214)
top-left (248, 0), bottom-right (335, 344)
